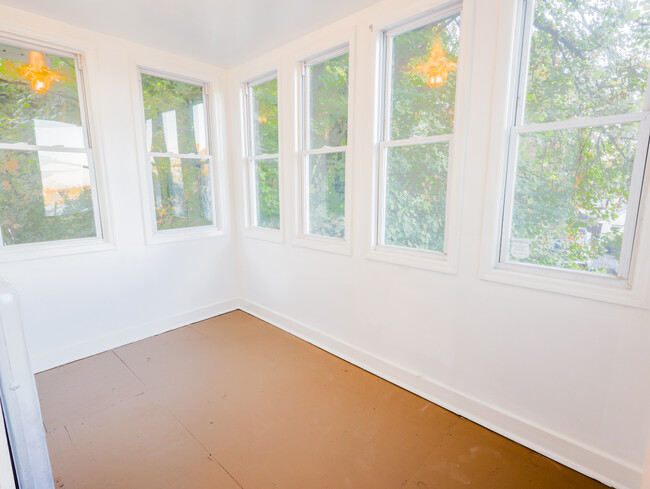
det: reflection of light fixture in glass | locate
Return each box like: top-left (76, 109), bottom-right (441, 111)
top-left (18, 51), bottom-right (61, 94)
top-left (414, 38), bottom-right (457, 88)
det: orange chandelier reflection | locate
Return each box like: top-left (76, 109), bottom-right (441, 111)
top-left (414, 38), bottom-right (457, 88)
top-left (18, 51), bottom-right (61, 94)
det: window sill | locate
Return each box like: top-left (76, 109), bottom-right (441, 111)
top-left (480, 261), bottom-right (647, 308)
top-left (0, 237), bottom-right (115, 263)
top-left (367, 245), bottom-right (456, 274)
top-left (145, 225), bottom-right (226, 246)
top-left (291, 234), bottom-right (351, 256)
top-left (243, 227), bottom-right (283, 244)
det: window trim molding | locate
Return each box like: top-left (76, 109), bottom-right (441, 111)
top-left (478, 0), bottom-right (650, 308)
top-left (0, 31), bottom-right (115, 260)
top-left (367, 0), bottom-right (471, 274)
top-left (133, 65), bottom-right (225, 245)
top-left (292, 38), bottom-right (355, 256)
top-left (241, 71), bottom-right (283, 241)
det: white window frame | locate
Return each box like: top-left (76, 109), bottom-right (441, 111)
top-left (368, 2), bottom-right (468, 273)
top-left (0, 34), bottom-right (112, 262)
top-left (479, 0), bottom-right (650, 306)
top-left (500, 0), bottom-right (650, 280)
top-left (243, 71), bottom-right (282, 239)
top-left (295, 44), bottom-right (353, 254)
top-left (136, 67), bottom-right (222, 243)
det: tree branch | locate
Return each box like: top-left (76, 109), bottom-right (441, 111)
top-left (0, 76), bottom-right (79, 104)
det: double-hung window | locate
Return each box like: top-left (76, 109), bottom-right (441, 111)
top-left (139, 71), bottom-right (216, 233)
top-left (299, 47), bottom-right (350, 240)
top-left (244, 73), bottom-right (280, 230)
top-left (500, 0), bottom-right (650, 279)
top-left (0, 39), bottom-right (102, 247)
top-left (378, 7), bottom-right (462, 255)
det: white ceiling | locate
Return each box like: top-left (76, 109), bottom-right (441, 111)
top-left (1, 0), bottom-right (381, 66)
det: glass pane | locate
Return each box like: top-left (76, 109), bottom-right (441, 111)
top-left (307, 152), bottom-right (345, 238)
top-left (250, 78), bottom-right (278, 155)
top-left (253, 158), bottom-right (280, 229)
top-left (509, 123), bottom-right (639, 275)
top-left (0, 42), bottom-right (83, 147)
top-left (384, 143), bottom-right (448, 252)
top-left (524, 0), bottom-right (650, 123)
top-left (151, 157), bottom-right (213, 231)
top-left (308, 52), bottom-right (349, 149)
top-left (0, 149), bottom-right (97, 245)
top-left (389, 13), bottom-right (461, 140)
top-left (141, 74), bottom-right (207, 155)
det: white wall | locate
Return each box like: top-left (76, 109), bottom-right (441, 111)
top-left (0, 5), bottom-right (239, 373)
top-left (1, 2), bottom-right (649, 489)
top-left (226, 0), bottom-right (650, 488)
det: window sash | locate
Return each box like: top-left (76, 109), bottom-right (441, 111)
top-left (299, 46), bottom-right (349, 239)
top-left (499, 0), bottom-right (650, 280)
top-left (376, 140), bottom-right (451, 255)
top-left (300, 46), bottom-right (349, 153)
top-left (380, 6), bottom-right (462, 144)
top-left (376, 7), bottom-right (461, 254)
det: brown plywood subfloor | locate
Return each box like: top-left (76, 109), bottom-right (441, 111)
top-left (36, 310), bottom-right (610, 489)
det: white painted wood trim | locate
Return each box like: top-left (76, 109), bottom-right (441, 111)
top-left (239, 299), bottom-right (643, 489)
top-left (31, 298), bottom-right (240, 373)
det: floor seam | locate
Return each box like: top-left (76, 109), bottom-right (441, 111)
top-left (111, 350), bottom-right (146, 387)
top-left (161, 403), bottom-right (245, 489)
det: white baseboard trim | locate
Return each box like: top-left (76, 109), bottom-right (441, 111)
top-left (239, 299), bottom-right (642, 489)
top-left (32, 298), bottom-right (240, 374)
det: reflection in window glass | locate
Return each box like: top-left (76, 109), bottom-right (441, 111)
top-left (0, 41), bottom-right (100, 246)
top-left (503, 0), bottom-right (650, 277)
top-left (308, 53), bottom-right (349, 149)
top-left (307, 153), bottom-right (345, 238)
top-left (141, 74), bottom-right (207, 155)
top-left (150, 157), bottom-right (212, 230)
top-left (390, 15), bottom-right (460, 140)
top-left (140, 72), bottom-right (215, 232)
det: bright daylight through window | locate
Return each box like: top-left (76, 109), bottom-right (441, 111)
top-left (140, 72), bottom-right (215, 232)
top-left (300, 48), bottom-right (349, 239)
top-left (0, 41), bottom-right (101, 246)
top-left (244, 74), bottom-right (280, 229)
top-left (378, 8), bottom-right (461, 253)
top-left (501, 0), bottom-right (650, 278)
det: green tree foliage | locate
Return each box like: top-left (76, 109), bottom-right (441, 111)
top-left (0, 45), bottom-right (97, 245)
top-left (383, 14), bottom-right (460, 252)
top-left (509, 0), bottom-right (650, 275)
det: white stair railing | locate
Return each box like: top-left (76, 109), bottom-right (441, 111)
top-left (0, 275), bottom-right (54, 489)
